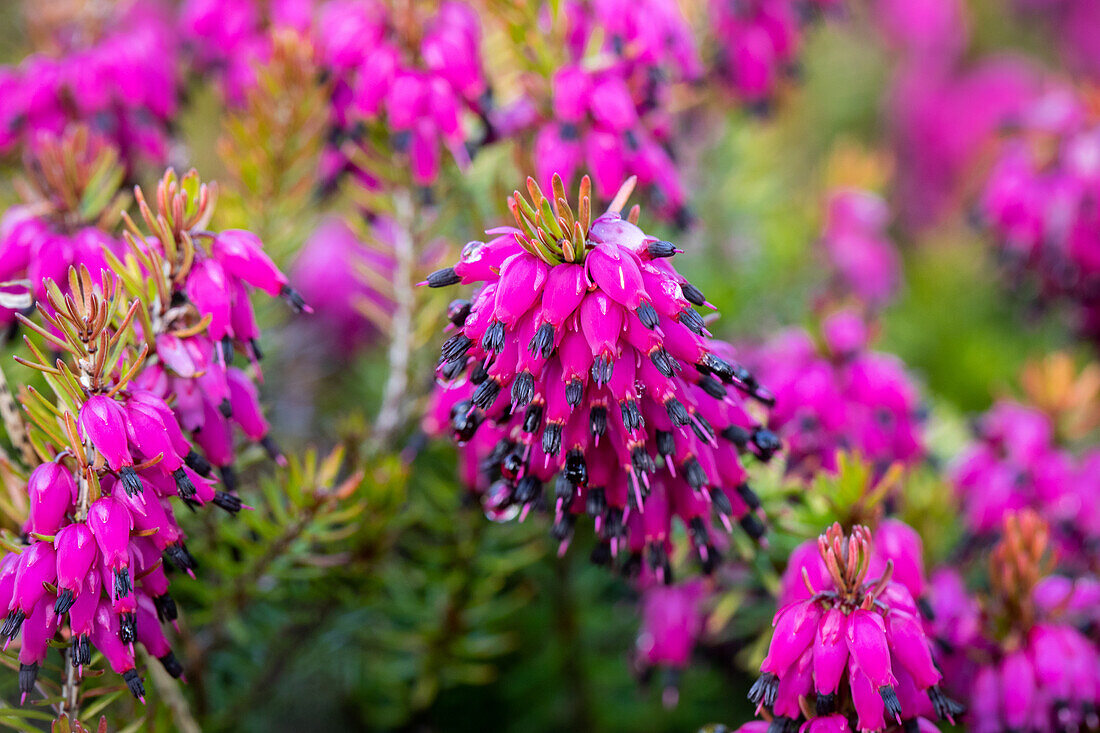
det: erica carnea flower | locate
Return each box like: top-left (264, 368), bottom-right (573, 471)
top-left (887, 57), bottom-right (1037, 230)
top-left (709, 0), bottom-right (803, 105)
top-left (110, 170), bottom-right (304, 491)
top-left (425, 175), bottom-right (778, 577)
top-left (512, 0), bottom-right (700, 224)
top-left (926, 511), bottom-right (1100, 733)
top-left (821, 190), bottom-right (901, 308)
top-left (181, 0), bottom-right (489, 187)
top-left (0, 2), bottom-right (179, 169)
top-left (0, 129), bottom-right (126, 328)
top-left (1, 269), bottom-right (237, 704)
top-left (748, 523), bottom-right (961, 733)
top-left (950, 399), bottom-right (1098, 565)
top-left (778, 518), bottom-right (929, 609)
top-left (747, 309), bottom-right (924, 479)
top-left (978, 85), bottom-right (1100, 343)
top-left (636, 579), bottom-right (706, 706)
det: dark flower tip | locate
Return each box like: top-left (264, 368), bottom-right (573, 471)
top-left (679, 308), bottom-right (704, 335)
top-left (929, 685), bottom-right (965, 721)
top-left (219, 465), bottom-right (238, 492)
top-left (54, 588), bottom-right (75, 615)
top-left (681, 282), bottom-right (706, 307)
top-left (637, 301), bottom-right (659, 329)
top-left (512, 372), bottom-right (535, 406)
top-left (214, 490), bottom-right (243, 514)
top-left (18, 663), bottom-right (37, 696)
top-left (165, 542), bottom-right (197, 572)
top-left (154, 594), bottom-right (178, 623)
top-left (739, 513), bottom-right (767, 541)
top-left (429, 268), bottom-right (461, 288)
top-left (441, 333), bottom-right (473, 362)
top-left (447, 299), bottom-right (472, 327)
top-left (219, 398), bottom-right (233, 418)
top-left (816, 692), bottom-right (836, 715)
top-left (585, 486), bottom-right (606, 517)
top-left (221, 336), bottom-right (235, 365)
top-left (656, 430), bottom-right (675, 457)
top-left (172, 467), bottom-right (196, 499)
top-left (751, 427), bottom-right (781, 461)
top-left (122, 669), bottom-right (146, 701)
top-left (647, 240), bottom-right (678, 258)
top-left (881, 685), bottom-right (903, 719)
top-left (589, 406), bottom-right (607, 438)
top-left (260, 435), bottom-right (284, 462)
top-left (565, 449), bottom-right (588, 486)
top-left (280, 285), bottom-right (310, 313)
top-left (159, 652), bottom-right (184, 679)
top-left (529, 322), bottom-right (555, 358)
top-left (747, 672), bottom-right (779, 707)
top-left (542, 423), bottom-right (562, 455)
top-left (482, 320), bottom-right (506, 352)
top-left (119, 613), bottom-right (137, 643)
top-left (119, 467), bottom-right (143, 497)
top-left (114, 568), bottom-right (132, 599)
top-left (735, 482), bottom-right (762, 511)
top-left (184, 450), bottom-right (213, 477)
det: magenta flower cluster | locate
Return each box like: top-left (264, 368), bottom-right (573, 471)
top-left (820, 189), bottom-right (901, 308)
top-left (3, 388), bottom-right (223, 703)
top-left (708, 0), bottom-right (831, 105)
top-left (950, 399), bottom-right (1099, 566)
top-left (747, 522), bottom-right (959, 733)
top-left (925, 514), bottom-right (1100, 732)
top-left (426, 178), bottom-right (779, 577)
top-left (0, 4), bottom-right (179, 169)
top-left (131, 226), bottom-right (303, 490)
top-left (979, 86), bottom-right (1100, 340)
top-left (746, 309), bottom-right (924, 478)
top-left (180, 0), bottom-right (488, 187)
top-left (0, 202), bottom-right (120, 327)
top-left (531, 0), bottom-right (701, 224)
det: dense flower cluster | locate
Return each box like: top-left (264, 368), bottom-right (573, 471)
top-left (118, 171), bottom-right (304, 491)
top-left (0, 2), bottom-right (179, 169)
top-left (746, 309), bottom-right (924, 478)
top-left (0, 130), bottom-right (125, 327)
top-left (978, 86), bottom-right (1100, 340)
top-left (1, 272), bottom-right (234, 704)
top-left (527, 0), bottom-right (700, 223)
top-left (180, 0), bottom-right (489, 187)
top-left (708, 0), bottom-right (817, 105)
top-left (878, 0), bottom-right (1038, 230)
top-left (950, 399), bottom-right (1098, 568)
top-left (926, 511), bottom-right (1100, 732)
top-left (425, 175), bottom-right (779, 576)
top-left (747, 523), bottom-right (960, 733)
top-left (820, 189), bottom-right (901, 308)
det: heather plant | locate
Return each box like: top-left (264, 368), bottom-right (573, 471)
top-left (0, 0), bottom-right (1099, 731)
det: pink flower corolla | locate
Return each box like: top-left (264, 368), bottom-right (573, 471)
top-left (820, 189), bottom-right (901, 308)
top-left (290, 216), bottom-right (395, 356)
top-left (746, 310), bottom-right (924, 479)
top-left (0, 4), bottom-right (179, 168)
top-left (925, 513), bottom-right (1100, 733)
top-left (534, 63), bottom-right (689, 223)
top-left (978, 85), bottom-right (1100, 341)
top-left (128, 197), bottom-right (304, 489)
top-left (888, 57), bottom-right (1038, 230)
top-left (748, 523), bottom-right (960, 733)
top-left (0, 203), bottom-right (123, 328)
top-left (949, 400), bottom-right (1097, 562)
top-left (636, 580), bottom-right (706, 669)
top-left (709, 0), bottom-right (804, 105)
top-left (0, 388), bottom-right (230, 703)
top-left (425, 176), bottom-right (779, 577)
top-left (181, 0), bottom-right (489, 187)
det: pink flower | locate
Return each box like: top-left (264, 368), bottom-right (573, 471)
top-left (425, 177), bottom-right (776, 575)
top-left (746, 313), bottom-right (924, 479)
top-left (636, 581), bottom-right (705, 669)
top-left (821, 190), bottom-right (901, 307)
top-left (748, 524), bottom-right (959, 732)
